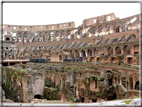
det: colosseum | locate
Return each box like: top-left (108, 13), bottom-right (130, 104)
top-left (1, 13), bottom-right (141, 105)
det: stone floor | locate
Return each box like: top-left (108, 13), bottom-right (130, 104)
top-left (1, 98), bottom-right (141, 106)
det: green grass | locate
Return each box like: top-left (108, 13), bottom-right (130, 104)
top-left (20, 69), bottom-right (26, 72)
top-left (124, 100), bottom-right (132, 104)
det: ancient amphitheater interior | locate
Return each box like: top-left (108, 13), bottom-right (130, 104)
top-left (0, 12), bottom-right (142, 105)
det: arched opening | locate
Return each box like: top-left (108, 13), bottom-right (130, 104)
top-left (71, 34), bottom-right (74, 39)
top-left (87, 49), bottom-right (92, 56)
top-left (115, 46), bottom-right (121, 55)
top-left (116, 26), bottom-right (120, 33)
top-left (95, 80), bottom-right (97, 89)
top-left (80, 97), bottom-right (84, 103)
top-left (59, 55), bottom-right (62, 61)
top-left (135, 81), bottom-right (140, 90)
top-left (81, 50), bottom-right (86, 57)
top-left (70, 50), bottom-right (74, 58)
top-left (94, 48), bottom-right (98, 55)
top-left (34, 94), bottom-right (41, 99)
top-left (124, 45), bottom-right (130, 55)
top-left (75, 50), bottom-right (80, 58)
top-left (108, 47), bottom-right (113, 55)
top-left (107, 70), bottom-right (113, 86)
top-left (92, 99), bottom-right (97, 102)
top-left (5, 52), bottom-right (7, 57)
top-left (115, 77), bottom-right (117, 84)
top-left (129, 77), bottom-right (133, 89)
top-left (112, 93), bottom-right (117, 100)
top-left (6, 37), bottom-right (10, 41)
top-left (127, 81), bottom-right (129, 90)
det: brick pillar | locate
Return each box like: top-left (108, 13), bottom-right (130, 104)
top-left (85, 50), bottom-right (88, 57)
top-left (131, 45), bottom-right (134, 55)
top-left (113, 47), bottom-right (116, 55)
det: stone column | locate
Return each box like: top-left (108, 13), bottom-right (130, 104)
top-left (79, 52), bottom-right (82, 57)
top-left (85, 50), bottom-right (88, 57)
top-left (59, 31), bottom-right (62, 41)
top-left (74, 51), bottom-right (76, 59)
top-left (47, 32), bottom-right (50, 42)
top-left (113, 47), bottom-right (116, 55)
top-left (131, 45), bottom-right (134, 55)
top-left (65, 30), bottom-right (68, 40)
top-left (53, 31), bottom-right (56, 41)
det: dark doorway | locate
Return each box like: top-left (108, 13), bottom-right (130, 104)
top-left (128, 58), bottom-right (132, 64)
top-left (59, 55), bottom-right (62, 61)
top-left (34, 94), bottom-right (41, 99)
top-left (112, 57), bottom-right (115, 63)
top-left (135, 81), bottom-right (140, 90)
top-left (92, 99), bottom-right (97, 102)
top-left (116, 26), bottom-right (120, 33)
top-left (112, 93), bottom-right (117, 100)
top-left (81, 97), bottom-right (84, 102)
top-left (90, 57), bottom-right (94, 62)
top-left (6, 37), bottom-right (10, 41)
top-left (97, 58), bottom-right (100, 62)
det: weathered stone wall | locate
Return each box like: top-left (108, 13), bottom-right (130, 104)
top-left (2, 63), bottom-right (141, 103)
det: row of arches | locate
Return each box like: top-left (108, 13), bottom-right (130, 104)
top-left (70, 45), bottom-right (132, 58)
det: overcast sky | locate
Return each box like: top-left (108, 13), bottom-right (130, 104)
top-left (3, 3), bottom-right (140, 27)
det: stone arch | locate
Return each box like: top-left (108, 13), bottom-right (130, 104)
top-left (75, 50), bottom-right (80, 58)
top-left (123, 45), bottom-right (130, 55)
top-left (78, 28), bottom-right (83, 36)
top-left (50, 31), bottom-right (54, 41)
top-left (98, 24), bottom-right (103, 33)
top-left (105, 23), bottom-right (110, 31)
top-left (115, 46), bottom-right (121, 55)
top-left (91, 26), bottom-right (96, 34)
top-left (127, 81), bottom-right (129, 90)
top-left (23, 32), bottom-right (28, 42)
top-left (70, 34), bottom-right (74, 39)
top-left (5, 37), bottom-right (10, 41)
top-left (135, 81), bottom-right (140, 90)
top-left (34, 94), bottom-right (41, 99)
top-left (94, 48), bottom-right (98, 55)
top-left (67, 30), bottom-right (71, 35)
top-left (61, 30), bottom-right (66, 39)
top-left (106, 70), bottom-right (113, 86)
top-left (108, 47), bottom-right (113, 55)
top-left (112, 93), bottom-right (117, 100)
top-left (70, 50), bottom-right (74, 58)
top-left (115, 77), bottom-right (117, 84)
top-left (81, 49), bottom-right (86, 57)
top-left (116, 26), bottom-right (120, 33)
top-left (87, 49), bottom-right (92, 56)
top-left (55, 31), bottom-right (59, 41)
